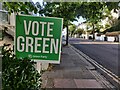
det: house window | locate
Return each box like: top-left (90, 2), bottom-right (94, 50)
top-left (0, 10), bottom-right (8, 24)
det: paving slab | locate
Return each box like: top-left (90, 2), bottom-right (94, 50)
top-left (45, 78), bottom-right (54, 88)
top-left (44, 71), bottom-right (64, 78)
top-left (74, 79), bottom-right (103, 88)
top-left (62, 70), bottom-right (95, 79)
top-left (54, 79), bottom-right (76, 88)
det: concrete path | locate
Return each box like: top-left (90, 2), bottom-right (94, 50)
top-left (41, 45), bottom-right (114, 89)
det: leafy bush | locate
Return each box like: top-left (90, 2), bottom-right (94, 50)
top-left (2, 44), bottom-right (41, 90)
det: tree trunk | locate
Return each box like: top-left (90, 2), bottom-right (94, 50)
top-left (70, 32), bottom-right (72, 37)
top-left (92, 23), bottom-right (95, 41)
top-left (66, 25), bottom-right (69, 45)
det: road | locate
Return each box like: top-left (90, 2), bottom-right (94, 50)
top-left (69, 38), bottom-right (119, 76)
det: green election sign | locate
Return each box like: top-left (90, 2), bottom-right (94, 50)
top-left (15, 15), bottom-right (63, 63)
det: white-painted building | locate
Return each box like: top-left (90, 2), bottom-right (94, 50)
top-left (0, 2), bottom-right (15, 37)
top-left (105, 31), bottom-right (120, 42)
top-left (62, 28), bottom-right (67, 40)
top-left (95, 33), bottom-right (105, 41)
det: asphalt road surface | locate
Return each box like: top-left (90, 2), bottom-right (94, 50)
top-left (69, 38), bottom-right (119, 76)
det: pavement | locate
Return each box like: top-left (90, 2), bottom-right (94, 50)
top-left (41, 44), bottom-right (115, 89)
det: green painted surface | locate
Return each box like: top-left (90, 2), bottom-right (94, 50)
top-left (15, 15), bottom-right (63, 63)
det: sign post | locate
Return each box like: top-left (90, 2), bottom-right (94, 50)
top-left (15, 15), bottom-right (63, 63)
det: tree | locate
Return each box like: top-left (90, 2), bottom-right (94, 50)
top-left (69, 24), bottom-right (76, 37)
top-left (103, 20), bottom-right (120, 33)
top-left (76, 2), bottom-right (105, 40)
top-left (102, 7), bottom-right (119, 27)
top-left (3, 2), bottom-right (119, 42)
top-left (39, 2), bottom-right (81, 45)
top-left (76, 2), bottom-right (120, 40)
top-left (74, 28), bottom-right (84, 36)
top-left (95, 23), bottom-right (104, 33)
top-left (2, 2), bottom-right (38, 14)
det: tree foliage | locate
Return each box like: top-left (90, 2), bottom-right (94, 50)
top-left (40, 2), bottom-right (79, 26)
top-left (2, 2), bottom-right (38, 14)
top-left (103, 20), bottom-right (120, 33)
top-left (77, 2), bottom-right (119, 23)
top-left (39, 2), bottom-right (81, 45)
top-left (74, 28), bottom-right (84, 35)
top-left (2, 44), bottom-right (42, 90)
top-left (3, 2), bottom-right (120, 42)
top-left (69, 24), bottom-right (76, 37)
top-left (76, 2), bottom-right (120, 39)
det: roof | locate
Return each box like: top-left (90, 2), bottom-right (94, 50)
top-left (105, 31), bottom-right (120, 36)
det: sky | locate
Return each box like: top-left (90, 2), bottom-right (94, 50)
top-left (33, 0), bottom-right (43, 4)
top-left (33, 0), bottom-right (86, 26)
top-left (72, 16), bottom-right (86, 26)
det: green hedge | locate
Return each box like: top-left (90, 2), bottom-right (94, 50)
top-left (2, 44), bottom-right (42, 90)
